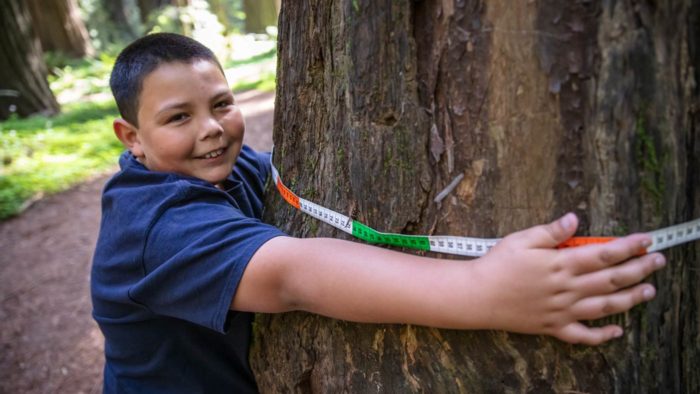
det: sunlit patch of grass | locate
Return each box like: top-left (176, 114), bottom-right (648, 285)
top-left (48, 53), bottom-right (115, 104)
top-left (225, 47), bottom-right (276, 68)
top-left (0, 100), bottom-right (122, 219)
top-left (232, 71), bottom-right (276, 93)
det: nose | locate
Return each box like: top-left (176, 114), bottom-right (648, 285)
top-left (199, 116), bottom-right (223, 140)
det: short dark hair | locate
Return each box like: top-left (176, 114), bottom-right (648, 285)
top-left (109, 33), bottom-right (223, 126)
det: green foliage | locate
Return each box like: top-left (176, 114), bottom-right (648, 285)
top-left (47, 53), bottom-right (115, 103)
top-left (79, 0), bottom-right (142, 53)
top-left (232, 71), bottom-right (276, 93)
top-left (225, 36), bottom-right (277, 92)
top-left (146, 1), bottom-right (228, 60)
top-left (209, 0), bottom-right (247, 34)
top-left (0, 101), bottom-right (121, 220)
top-left (225, 47), bottom-right (276, 68)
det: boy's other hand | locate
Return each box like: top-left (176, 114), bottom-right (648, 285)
top-left (476, 213), bottom-right (665, 345)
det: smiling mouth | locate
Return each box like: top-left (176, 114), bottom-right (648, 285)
top-left (199, 147), bottom-right (226, 159)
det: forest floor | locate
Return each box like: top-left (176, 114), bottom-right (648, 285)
top-left (0, 90), bottom-right (275, 393)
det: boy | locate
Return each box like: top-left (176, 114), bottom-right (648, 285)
top-left (91, 33), bottom-right (665, 393)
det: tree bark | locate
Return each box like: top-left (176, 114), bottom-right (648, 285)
top-left (0, 0), bottom-right (60, 120)
top-left (26, 0), bottom-right (93, 58)
top-left (243, 0), bottom-right (278, 34)
top-left (252, 0), bottom-right (699, 393)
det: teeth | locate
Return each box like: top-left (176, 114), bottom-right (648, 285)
top-left (203, 148), bottom-right (224, 159)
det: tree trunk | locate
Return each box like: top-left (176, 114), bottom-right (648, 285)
top-left (252, 0), bottom-right (700, 392)
top-left (0, 0), bottom-right (60, 120)
top-left (136, 0), bottom-right (185, 24)
top-left (207, 0), bottom-right (231, 32)
top-left (26, 0), bottom-right (93, 58)
top-left (243, 0), bottom-right (278, 34)
top-left (101, 0), bottom-right (139, 43)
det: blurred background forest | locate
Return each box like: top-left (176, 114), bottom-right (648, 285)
top-left (0, 0), bottom-right (280, 220)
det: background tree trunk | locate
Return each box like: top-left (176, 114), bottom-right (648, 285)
top-left (0, 0), bottom-right (60, 120)
top-left (101, 0), bottom-right (139, 43)
top-left (26, 0), bottom-right (93, 58)
top-left (242, 0), bottom-right (278, 34)
top-left (136, 0), bottom-right (186, 24)
top-left (207, 0), bottom-right (232, 33)
top-left (252, 0), bottom-right (700, 392)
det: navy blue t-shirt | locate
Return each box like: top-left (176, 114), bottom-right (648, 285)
top-left (91, 146), bottom-right (285, 393)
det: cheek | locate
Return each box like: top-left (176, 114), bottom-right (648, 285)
top-left (146, 133), bottom-right (193, 158)
top-left (223, 108), bottom-right (245, 138)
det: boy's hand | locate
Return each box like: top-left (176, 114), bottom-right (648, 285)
top-left (476, 213), bottom-right (665, 345)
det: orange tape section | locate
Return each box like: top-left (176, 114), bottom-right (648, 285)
top-left (558, 237), bottom-right (617, 249)
top-left (276, 179), bottom-right (300, 209)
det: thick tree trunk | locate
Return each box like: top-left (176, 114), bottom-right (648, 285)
top-left (252, 1), bottom-right (699, 393)
top-left (243, 0), bottom-right (278, 34)
top-left (26, 0), bottom-right (93, 58)
top-left (0, 0), bottom-right (60, 120)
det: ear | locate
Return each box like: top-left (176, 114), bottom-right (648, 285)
top-left (113, 118), bottom-right (144, 158)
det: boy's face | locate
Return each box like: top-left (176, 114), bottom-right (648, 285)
top-left (114, 60), bottom-right (244, 187)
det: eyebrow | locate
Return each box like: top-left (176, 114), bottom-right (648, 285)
top-left (155, 88), bottom-right (234, 116)
top-left (211, 89), bottom-right (234, 102)
top-left (156, 101), bottom-right (189, 116)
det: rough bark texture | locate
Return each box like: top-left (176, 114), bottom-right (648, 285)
top-left (0, 0), bottom-right (60, 120)
top-left (251, 0), bottom-right (700, 392)
top-left (26, 0), bottom-right (93, 58)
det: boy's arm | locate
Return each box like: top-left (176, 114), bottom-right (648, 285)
top-left (233, 213), bottom-right (665, 345)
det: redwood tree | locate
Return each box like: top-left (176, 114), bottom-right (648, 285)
top-left (251, 0), bottom-right (699, 393)
top-left (0, 0), bottom-right (59, 120)
top-left (26, 0), bottom-right (94, 58)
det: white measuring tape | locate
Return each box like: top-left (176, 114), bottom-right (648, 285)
top-left (270, 152), bottom-right (700, 257)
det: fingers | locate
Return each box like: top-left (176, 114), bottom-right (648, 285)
top-left (553, 281), bottom-right (655, 344)
top-left (512, 212), bottom-right (579, 248)
top-left (555, 322), bottom-right (624, 345)
top-left (570, 283), bottom-right (656, 321)
top-left (566, 233), bottom-right (653, 274)
top-left (573, 253), bottom-right (665, 295)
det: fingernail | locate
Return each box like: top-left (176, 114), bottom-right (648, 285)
top-left (654, 256), bottom-right (666, 268)
top-left (614, 328), bottom-right (623, 338)
top-left (643, 287), bottom-right (656, 300)
top-left (641, 238), bottom-right (652, 248)
top-left (560, 213), bottom-right (575, 231)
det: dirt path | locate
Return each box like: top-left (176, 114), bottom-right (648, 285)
top-left (0, 90), bottom-right (274, 393)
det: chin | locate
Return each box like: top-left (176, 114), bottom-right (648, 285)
top-left (205, 173), bottom-right (230, 186)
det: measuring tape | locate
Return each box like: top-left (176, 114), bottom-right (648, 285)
top-left (270, 154), bottom-right (700, 257)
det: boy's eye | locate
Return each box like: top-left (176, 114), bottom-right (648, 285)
top-left (168, 113), bottom-right (189, 123)
top-left (214, 99), bottom-right (233, 109)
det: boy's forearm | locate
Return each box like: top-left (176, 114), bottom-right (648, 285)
top-left (239, 236), bottom-right (491, 329)
top-left (284, 235), bottom-right (485, 328)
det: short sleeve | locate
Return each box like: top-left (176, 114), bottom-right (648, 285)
top-left (129, 196), bottom-right (285, 333)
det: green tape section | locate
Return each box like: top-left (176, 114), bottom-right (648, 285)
top-left (351, 220), bottom-right (430, 251)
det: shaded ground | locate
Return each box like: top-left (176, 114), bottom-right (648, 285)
top-left (0, 90), bottom-right (275, 393)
